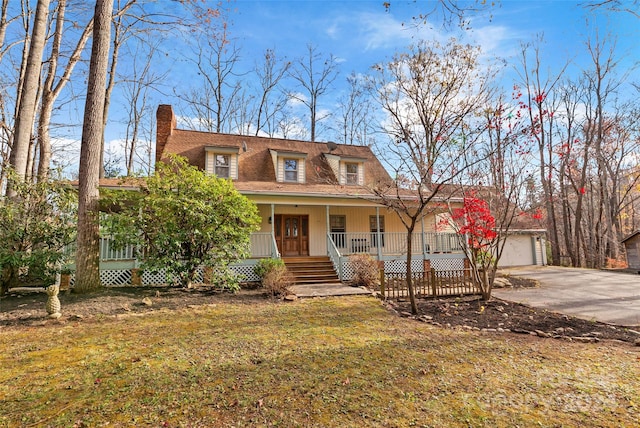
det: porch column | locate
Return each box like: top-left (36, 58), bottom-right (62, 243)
top-left (376, 207), bottom-right (383, 260)
top-left (326, 205), bottom-right (331, 256)
top-left (271, 204), bottom-right (276, 258)
top-left (421, 215), bottom-right (427, 258)
top-left (326, 205), bottom-right (330, 235)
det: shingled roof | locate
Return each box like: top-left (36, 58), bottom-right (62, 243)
top-left (156, 105), bottom-right (393, 196)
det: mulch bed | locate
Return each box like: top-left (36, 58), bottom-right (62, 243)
top-left (390, 275), bottom-right (640, 345)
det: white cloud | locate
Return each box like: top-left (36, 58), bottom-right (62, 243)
top-left (355, 12), bottom-right (441, 51)
top-left (287, 92), bottom-right (308, 108)
top-left (463, 23), bottom-right (526, 64)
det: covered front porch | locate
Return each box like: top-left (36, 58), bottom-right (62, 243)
top-left (246, 196), bottom-right (467, 282)
top-left (249, 230), bottom-right (464, 259)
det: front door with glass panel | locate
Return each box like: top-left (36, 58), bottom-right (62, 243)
top-left (274, 215), bottom-right (309, 256)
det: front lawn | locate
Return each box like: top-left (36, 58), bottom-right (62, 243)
top-left (1, 295), bottom-right (638, 427)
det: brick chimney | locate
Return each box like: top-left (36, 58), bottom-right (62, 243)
top-left (156, 105), bottom-right (176, 163)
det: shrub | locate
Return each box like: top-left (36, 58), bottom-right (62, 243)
top-left (0, 173), bottom-right (77, 295)
top-left (348, 254), bottom-right (380, 288)
top-left (102, 155), bottom-right (260, 290)
top-left (606, 257), bottom-right (627, 269)
top-left (261, 264), bottom-right (294, 297)
top-left (253, 258), bottom-right (285, 279)
top-left (254, 258), bottom-right (292, 297)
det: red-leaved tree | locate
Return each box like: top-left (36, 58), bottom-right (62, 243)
top-left (448, 192), bottom-right (498, 300)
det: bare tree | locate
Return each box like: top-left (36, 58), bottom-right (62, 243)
top-left (252, 48), bottom-right (290, 136)
top-left (448, 93), bottom-right (537, 300)
top-left (121, 37), bottom-right (167, 175)
top-left (369, 39), bottom-right (496, 314)
top-left (99, 0), bottom-right (140, 178)
top-left (36, 0), bottom-right (94, 180)
top-left (0, 0), bottom-right (17, 186)
top-left (7, 0), bottom-right (49, 195)
top-left (580, 34), bottom-right (632, 267)
top-left (386, 0), bottom-right (494, 29)
top-left (276, 107), bottom-right (308, 141)
top-left (288, 44), bottom-right (339, 142)
top-left (583, 0), bottom-right (640, 18)
top-left (515, 37), bottom-right (569, 265)
top-left (179, 24), bottom-right (243, 133)
top-left (75, 0), bottom-right (113, 293)
top-left (333, 72), bottom-right (374, 146)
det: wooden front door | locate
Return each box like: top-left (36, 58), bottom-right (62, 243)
top-left (275, 215), bottom-right (309, 257)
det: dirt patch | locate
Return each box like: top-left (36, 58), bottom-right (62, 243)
top-left (390, 275), bottom-right (640, 345)
top-left (0, 285), bottom-right (269, 327)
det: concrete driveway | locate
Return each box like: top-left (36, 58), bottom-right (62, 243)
top-left (494, 266), bottom-right (640, 327)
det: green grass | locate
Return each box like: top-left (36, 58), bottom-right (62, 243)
top-left (1, 296), bottom-right (639, 427)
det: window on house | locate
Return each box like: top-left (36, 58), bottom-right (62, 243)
top-left (370, 215), bottom-right (385, 247)
top-left (284, 159), bottom-right (298, 182)
top-left (346, 163), bottom-right (358, 185)
top-left (215, 154), bottom-right (230, 178)
top-left (330, 215), bottom-right (346, 248)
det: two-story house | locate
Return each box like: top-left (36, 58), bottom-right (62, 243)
top-left (155, 105), bottom-right (468, 283)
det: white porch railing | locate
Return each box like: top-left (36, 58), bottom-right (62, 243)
top-left (329, 232), bottom-right (463, 256)
top-left (250, 232), bottom-right (279, 258)
top-left (66, 232), bottom-right (462, 263)
top-left (67, 233), bottom-right (278, 263)
top-left (64, 237), bottom-right (137, 262)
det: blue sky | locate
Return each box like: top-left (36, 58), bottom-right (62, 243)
top-left (103, 1), bottom-right (639, 173)
top-left (220, 0), bottom-right (638, 84)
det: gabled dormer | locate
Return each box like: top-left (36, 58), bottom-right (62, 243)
top-left (205, 146), bottom-right (239, 179)
top-left (324, 153), bottom-right (366, 186)
top-left (269, 149), bottom-right (307, 184)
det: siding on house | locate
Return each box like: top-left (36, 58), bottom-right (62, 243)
top-left (623, 234), bottom-right (640, 269)
top-left (497, 233), bottom-right (547, 267)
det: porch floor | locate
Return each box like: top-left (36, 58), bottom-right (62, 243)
top-left (289, 283), bottom-right (374, 298)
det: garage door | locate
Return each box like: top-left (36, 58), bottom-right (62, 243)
top-left (498, 235), bottom-right (534, 267)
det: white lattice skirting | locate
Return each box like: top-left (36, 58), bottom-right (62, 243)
top-left (69, 264), bottom-right (260, 287)
top-left (383, 259), bottom-right (425, 274)
top-left (431, 258), bottom-right (464, 271)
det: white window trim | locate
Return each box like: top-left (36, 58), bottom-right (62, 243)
top-left (283, 158), bottom-right (299, 182)
top-left (214, 154), bottom-right (231, 178)
top-left (205, 147), bottom-right (239, 180)
top-left (345, 162), bottom-right (359, 185)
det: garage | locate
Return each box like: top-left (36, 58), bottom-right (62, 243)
top-left (498, 231), bottom-right (547, 267)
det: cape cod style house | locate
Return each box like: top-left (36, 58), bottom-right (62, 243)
top-left (80, 105), bottom-right (545, 287)
top-left (154, 105), bottom-right (468, 284)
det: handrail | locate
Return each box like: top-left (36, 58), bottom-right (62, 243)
top-left (327, 234), bottom-right (343, 280)
top-left (270, 233), bottom-right (280, 259)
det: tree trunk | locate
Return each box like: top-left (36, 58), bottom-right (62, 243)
top-left (7, 0), bottom-right (50, 195)
top-left (37, 0), bottom-right (93, 179)
top-left (405, 223), bottom-right (417, 315)
top-left (75, 0), bottom-right (113, 293)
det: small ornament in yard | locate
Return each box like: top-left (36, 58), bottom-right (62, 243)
top-left (46, 285), bottom-right (62, 319)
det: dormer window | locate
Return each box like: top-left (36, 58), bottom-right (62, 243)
top-left (270, 149), bottom-right (307, 183)
top-left (215, 154), bottom-right (230, 178)
top-left (345, 163), bottom-right (358, 185)
top-left (205, 146), bottom-right (239, 179)
top-left (284, 159), bottom-right (298, 182)
top-left (335, 157), bottom-right (365, 186)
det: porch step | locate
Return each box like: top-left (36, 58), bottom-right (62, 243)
top-left (283, 257), bottom-right (342, 285)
